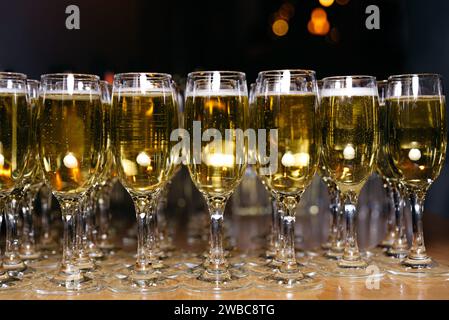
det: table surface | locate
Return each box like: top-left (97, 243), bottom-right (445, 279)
top-left (1, 213), bottom-right (449, 300)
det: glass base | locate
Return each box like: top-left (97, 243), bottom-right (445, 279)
top-left (20, 251), bottom-right (42, 261)
top-left (256, 269), bottom-right (323, 292)
top-left (319, 258), bottom-right (385, 279)
top-left (106, 266), bottom-right (179, 293)
top-left (0, 271), bottom-right (31, 291)
top-left (183, 267), bottom-right (252, 292)
top-left (387, 257), bottom-right (449, 277)
top-left (33, 270), bottom-right (101, 294)
top-left (24, 256), bottom-right (59, 270)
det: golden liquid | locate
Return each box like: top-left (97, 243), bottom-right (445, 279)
top-left (255, 93), bottom-right (319, 195)
top-left (376, 102), bottom-right (398, 180)
top-left (113, 91), bottom-right (176, 195)
top-left (37, 94), bottom-right (102, 197)
top-left (184, 94), bottom-right (248, 197)
top-left (387, 96), bottom-right (447, 189)
top-left (321, 94), bottom-right (379, 195)
top-left (0, 92), bottom-right (31, 193)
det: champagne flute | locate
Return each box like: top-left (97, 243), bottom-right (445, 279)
top-left (319, 76), bottom-right (383, 278)
top-left (183, 71), bottom-right (250, 292)
top-left (107, 72), bottom-right (179, 293)
top-left (254, 70), bottom-right (322, 291)
top-left (375, 80), bottom-right (409, 260)
top-left (386, 74), bottom-right (448, 277)
top-left (33, 73), bottom-right (102, 293)
top-left (0, 72), bottom-right (32, 289)
top-left (21, 79), bottom-right (59, 270)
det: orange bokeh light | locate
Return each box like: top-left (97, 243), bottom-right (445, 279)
top-left (308, 19), bottom-right (330, 36)
top-left (272, 19), bottom-right (289, 37)
top-left (311, 8), bottom-right (327, 22)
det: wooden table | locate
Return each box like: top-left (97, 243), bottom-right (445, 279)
top-left (1, 213), bottom-right (449, 300)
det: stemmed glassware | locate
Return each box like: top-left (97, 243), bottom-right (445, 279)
top-left (374, 80), bottom-right (409, 262)
top-left (319, 76), bottom-right (383, 278)
top-left (253, 70), bottom-right (322, 291)
top-left (0, 72), bottom-right (33, 290)
top-left (20, 79), bottom-right (59, 270)
top-left (34, 73), bottom-right (103, 293)
top-left (107, 72), bottom-right (179, 293)
top-left (183, 71), bottom-right (250, 292)
top-left (385, 74), bottom-right (448, 277)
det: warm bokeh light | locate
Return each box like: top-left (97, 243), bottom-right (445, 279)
top-left (319, 0), bottom-right (335, 7)
top-left (308, 19), bottom-right (330, 36)
top-left (278, 2), bottom-right (295, 20)
top-left (272, 19), bottom-right (289, 37)
top-left (311, 8), bottom-right (327, 22)
top-left (336, 0), bottom-right (350, 5)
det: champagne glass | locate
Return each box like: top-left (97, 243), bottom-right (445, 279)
top-left (107, 72), bottom-right (179, 293)
top-left (21, 79), bottom-right (59, 270)
top-left (33, 73), bottom-right (103, 293)
top-left (374, 80), bottom-right (409, 261)
top-left (253, 70), bottom-right (322, 291)
top-left (319, 76), bottom-right (383, 278)
top-left (183, 71), bottom-right (250, 292)
top-left (317, 81), bottom-right (345, 258)
top-left (95, 81), bottom-right (119, 256)
top-left (386, 74), bottom-right (448, 277)
top-left (0, 72), bottom-right (32, 289)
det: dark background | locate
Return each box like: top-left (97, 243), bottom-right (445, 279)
top-left (1, 0), bottom-right (448, 217)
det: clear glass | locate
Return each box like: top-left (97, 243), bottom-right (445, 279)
top-left (33, 73), bottom-right (103, 294)
top-left (0, 72), bottom-right (32, 289)
top-left (106, 72), bottom-right (179, 293)
top-left (319, 75), bottom-right (383, 278)
top-left (253, 69), bottom-right (322, 291)
top-left (385, 74), bottom-right (448, 277)
top-left (183, 71), bottom-right (251, 292)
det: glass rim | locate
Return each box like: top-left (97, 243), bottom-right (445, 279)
top-left (377, 79), bottom-right (388, 84)
top-left (187, 70), bottom-right (246, 79)
top-left (257, 69), bottom-right (316, 78)
top-left (388, 73), bottom-right (443, 81)
top-left (0, 72), bottom-right (27, 81)
top-left (322, 75), bottom-right (377, 82)
top-left (114, 72), bottom-right (172, 81)
top-left (27, 79), bottom-right (40, 84)
top-left (40, 73), bottom-right (100, 82)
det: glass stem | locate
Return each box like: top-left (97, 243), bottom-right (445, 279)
top-left (74, 197), bottom-right (89, 263)
top-left (269, 196), bottom-right (280, 254)
top-left (342, 192), bottom-right (362, 262)
top-left (328, 185), bottom-right (340, 247)
top-left (20, 188), bottom-right (39, 257)
top-left (133, 196), bottom-right (152, 271)
top-left (4, 192), bottom-right (23, 267)
top-left (389, 182), bottom-right (408, 254)
top-left (146, 202), bottom-right (159, 262)
top-left (206, 197), bottom-right (227, 273)
top-left (39, 185), bottom-right (54, 249)
top-left (408, 191), bottom-right (428, 260)
top-left (59, 200), bottom-right (77, 273)
top-left (279, 195), bottom-right (301, 273)
top-left (381, 179), bottom-right (396, 246)
top-left (97, 186), bottom-right (113, 248)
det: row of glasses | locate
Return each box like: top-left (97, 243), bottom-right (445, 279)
top-left (0, 72), bottom-right (33, 290)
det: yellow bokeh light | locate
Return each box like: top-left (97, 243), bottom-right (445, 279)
top-left (272, 19), bottom-right (289, 37)
top-left (311, 8), bottom-right (327, 22)
top-left (319, 0), bottom-right (334, 7)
